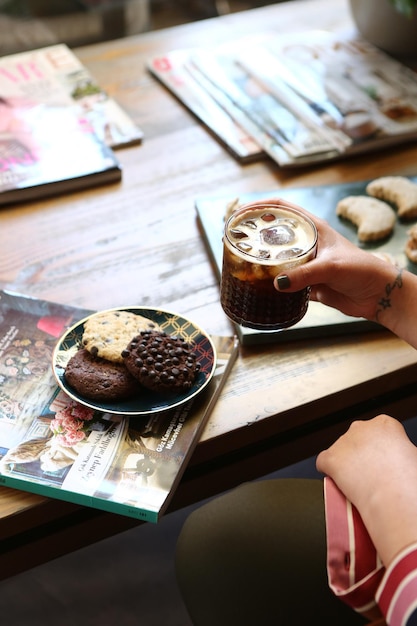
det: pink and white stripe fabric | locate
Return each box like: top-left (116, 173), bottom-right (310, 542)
top-left (377, 546), bottom-right (417, 626)
top-left (324, 477), bottom-right (417, 625)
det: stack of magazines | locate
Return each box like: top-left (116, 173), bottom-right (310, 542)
top-left (0, 44), bottom-right (143, 205)
top-left (148, 30), bottom-right (417, 167)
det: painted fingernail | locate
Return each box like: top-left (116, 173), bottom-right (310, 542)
top-left (276, 275), bottom-right (291, 290)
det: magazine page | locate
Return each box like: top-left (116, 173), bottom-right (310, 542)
top-left (0, 44), bottom-right (143, 149)
top-left (0, 291), bottom-right (238, 523)
top-left (249, 31), bottom-right (417, 154)
top-left (147, 49), bottom-right (264, 162)
top-left (234, 47), bottom-right (352, 153)
top-left (189, 46), bottom-right (341, 166)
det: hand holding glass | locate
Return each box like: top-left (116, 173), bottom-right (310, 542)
top-left (220, 202), bottom-right (318, 331)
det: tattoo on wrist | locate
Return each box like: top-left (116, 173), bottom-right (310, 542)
top-left (375, 270), bottom-right (403, 322)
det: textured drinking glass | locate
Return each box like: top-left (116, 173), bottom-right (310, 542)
top-left (220, 202), bottom-right (318, 331)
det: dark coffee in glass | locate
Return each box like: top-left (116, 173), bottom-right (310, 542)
top-left (220, 202), bottom-right (318, 331)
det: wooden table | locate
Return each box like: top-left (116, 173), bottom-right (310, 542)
top-left (2, 0), bottom-right (417, 577)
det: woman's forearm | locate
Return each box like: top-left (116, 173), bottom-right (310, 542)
top-left (372, 267), bottom-right (417, 350)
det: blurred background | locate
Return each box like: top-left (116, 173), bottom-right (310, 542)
top-left (0, 0), bottom-right (283, 54)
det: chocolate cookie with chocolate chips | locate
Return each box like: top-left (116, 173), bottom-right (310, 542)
top-left (65, 348), bottom-right (141, 402)
top-left (122, 330), bottom-right (200, 394)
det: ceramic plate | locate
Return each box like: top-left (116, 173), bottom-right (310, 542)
top-left (52, 306), bottom-right (216, 416)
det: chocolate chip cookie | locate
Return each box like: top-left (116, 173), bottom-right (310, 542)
top-left (82, 310), bottom-right (160, 364)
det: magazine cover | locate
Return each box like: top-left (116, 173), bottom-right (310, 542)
top-left (0, 96), bottom-right (122, 206)
top-left (149, 31), bottom-right (417, 167)
top-left (0, 43), bottom-right (143, 150)
top-left (0, 290), bottom-right (238, 522)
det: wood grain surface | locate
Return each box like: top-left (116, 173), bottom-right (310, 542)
top-left (1, 0), bottom-right (417, 569)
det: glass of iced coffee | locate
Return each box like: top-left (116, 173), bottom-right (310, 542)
top-left (220, 201), bottom-right (318, 331)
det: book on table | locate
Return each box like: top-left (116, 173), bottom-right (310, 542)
top-left (0, 43), bottom-right (145, 205)
top-left (0, 290), bottom-right (238, 523)
top-left (148, 30), bottom-right (417, 167)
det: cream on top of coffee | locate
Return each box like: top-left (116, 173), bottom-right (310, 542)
top-left (227, 208), bottom-right (316, 262)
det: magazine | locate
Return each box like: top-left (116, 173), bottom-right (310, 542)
top-left (0, 98), bottom-right (122, 206)
top-left (0, 40), bottom-right (138, 205)
top-left (195, 176), bottom-right (417, 345)
top-left (188, 47), bottom-right (343, 167)
top-left (149, 30), bottom-right (417, 168)
top-left (0, 43), bottom-right (143, 150)
top-left (0, 290), bottom-right (238, 523)
top-left (147, 49), bottom-right (264, 162)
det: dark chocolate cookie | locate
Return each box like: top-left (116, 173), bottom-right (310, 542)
top-left (65, 348), bottom-right (141, 402)
top-left (122, 330), bottom-right (200, 394)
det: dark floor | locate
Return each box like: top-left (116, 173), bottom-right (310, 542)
top-left (0, 456), bottom-right (321, 626)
